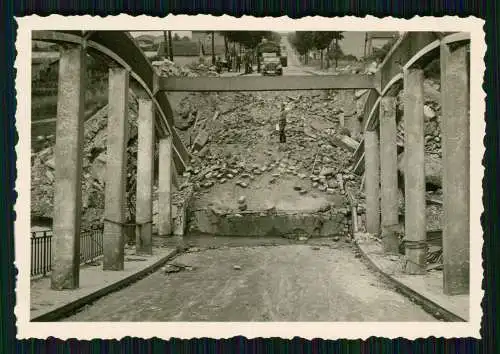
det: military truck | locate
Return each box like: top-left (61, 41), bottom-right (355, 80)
top-left (256, 40), bottom-right (287, 73)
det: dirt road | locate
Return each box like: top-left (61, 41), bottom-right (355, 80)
top-left (64, 242), bottom-right (437, 322)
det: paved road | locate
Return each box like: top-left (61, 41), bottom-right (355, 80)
top-left (64, 243), bottom-right (437, 321)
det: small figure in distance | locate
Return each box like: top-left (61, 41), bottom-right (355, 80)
top-left (279, 102), bottom-right (287, 143)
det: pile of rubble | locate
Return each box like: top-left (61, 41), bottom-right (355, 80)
top-left (31, 58), bottom-right (223, 228)
top-left (31, 58), bottom-right (388, 231)
top-left (173, 90), bottom-right (365, 204)
top-left (152, 59), bottom-right (219, 77)
top-left (31, 92), bottom-right (140, 228)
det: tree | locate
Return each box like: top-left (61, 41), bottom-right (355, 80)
top-left (173, 33), bottom-right (181, 41)
top-left (332, 32), bottom-right (344, 68)
top-left (161, 31), bottom-right (169, 59)
top-left (211, 31), bottom-right (215, 65)
top-left (328, 44), bottom-right (345, 68)
top-left (217, 31), bottom-right (277, 71)
top-left (181, 36), bottom-right (190, 41)
top-left (168, 31), bottom-right (173, 61)
top-left (312, 32), bottom-right (336, 69)
top-left (289, 31), bottom-right (314, 64)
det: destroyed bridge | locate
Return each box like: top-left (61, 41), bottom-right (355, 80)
top-left (32, 30), bottom-right (470, 297)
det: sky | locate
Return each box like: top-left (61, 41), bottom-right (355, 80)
top-left (130, 31), bottom-right (191, 38)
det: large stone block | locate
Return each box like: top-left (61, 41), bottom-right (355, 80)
top-left (193, 130), bottom-right (209, 151)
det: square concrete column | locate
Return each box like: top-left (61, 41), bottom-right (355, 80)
top-left (103, 67), bottom-right (129, 270)
top-left (379, 96), bottom-right (399, 254)
top-left (364, 129), bottom-right (380, 235)
top-left (403, 68), bottom-right (427, 274)
top-left (441, 43), bottom-right (470, 295)
top-left (158, 135), bottom-right (173, 236)
top-left (136, 99), bottom-right (155, 255)
top-left (50, 44), bottom-right (86, 290)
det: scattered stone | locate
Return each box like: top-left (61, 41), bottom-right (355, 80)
top-left (233, 265), bottom-right (242, 270)
top-left (318, 203), bottom-right (331, 212)
top-left (236, 181), bottom-right (248, 188)
top-left (319, 167), bottom-right (335, 177)
top-left (424, 105), bottom-right (436, 119)
top-left (219, 178), bottom-right (227, 184)
top-left (299, 189), bottom-right (308, 195)
top-left (238, 203), bottom-right (248, 211)
top-left (238, 196), bottom-right (246, 204)
top-left (163, 264), bottom-right (181, 273)
top-left (333, 236), bottom-right (340, 242)
top-left (293, 186), bottom-right (302, 191)
top-left (298, 236), bottom-right (308, 241)
top-left (312, 246), bottom-right (321, 250)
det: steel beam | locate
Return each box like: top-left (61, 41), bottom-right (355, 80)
top-left (157, 75), bottom-right (375, 92)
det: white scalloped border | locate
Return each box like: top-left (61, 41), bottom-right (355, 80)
top-left (14, 14), bottom-right (486, 340)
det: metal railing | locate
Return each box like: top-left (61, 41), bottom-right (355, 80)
top-left (30, 226), bottom-right (104, 277)
top-left (30, 230), bottom-right (53, 277)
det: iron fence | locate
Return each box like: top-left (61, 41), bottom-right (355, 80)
top-left (30, 230), bottom-right (53, 277)
top-left (30, 226), bottom-right (104, 278)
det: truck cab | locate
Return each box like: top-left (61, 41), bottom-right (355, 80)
top-left (261, 53), bottom-right (283, 76)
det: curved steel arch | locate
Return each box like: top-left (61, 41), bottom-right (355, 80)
top-left (32, 30), bottom-right (189, 173)
top-left (352, 32), bottom-right (470, 175)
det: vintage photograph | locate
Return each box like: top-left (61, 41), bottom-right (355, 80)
top-left (16, 15), bottom-right (484, 339)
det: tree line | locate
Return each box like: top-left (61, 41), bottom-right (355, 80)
top-left (160, 31), bottom-right (281, 66)
top-left (287, 31), bottom-right (345, 69)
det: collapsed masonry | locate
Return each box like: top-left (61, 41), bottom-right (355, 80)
top-left (31, 59), bottom-right (444, 241)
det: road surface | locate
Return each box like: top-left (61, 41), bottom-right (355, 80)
top-left (63, 242), bottom-right (437, 322)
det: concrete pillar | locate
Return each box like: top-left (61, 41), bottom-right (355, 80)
top-left (379, 96), bottom-right (399, 254)
top-left (403, 68), bottom-right (427, 274)
top-left (50, 44), bottom-right (86, 290)
top-left (158, 136), bottom-right (173, 236)
top-left (136, 99), bottom-right (155, 255)
top-left (364, 129), bottom-right (380, 235)
top-left (103, 67), bottom-right (129, 270)
top-left (441, 43), bottom-right (470, 295)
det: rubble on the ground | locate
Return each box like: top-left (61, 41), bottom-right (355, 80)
top-left (152, 58), bottom-right (220, 78)
top-left (31, 57), bottom-right (444, 237)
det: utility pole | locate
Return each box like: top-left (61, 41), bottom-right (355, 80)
top-left (168, 31), bottom-right (173, 61)
top-left (364, 32), bottom-right (368, 58)
top-left (211, 31), bottom-right (216, 65)
top-left (163, 31), bottom-right (169, 59)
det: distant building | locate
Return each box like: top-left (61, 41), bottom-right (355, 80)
top-left (365, 32), bottom-right (399, 57)
top-left (337, 32), bottom-right (399, 59)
